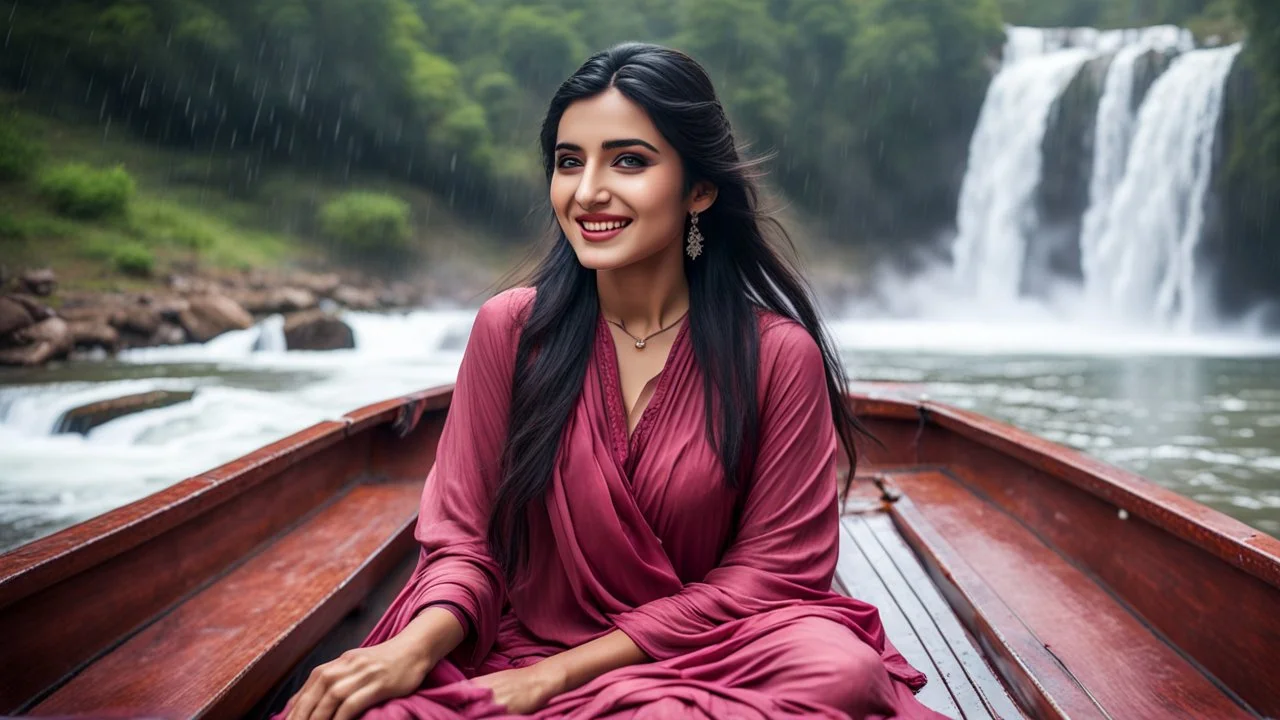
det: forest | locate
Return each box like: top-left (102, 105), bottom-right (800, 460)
top-left (0, 0), bottom-right (1276, 273)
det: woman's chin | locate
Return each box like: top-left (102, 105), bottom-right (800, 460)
top-left (571, 243), bottom-right (640, 271)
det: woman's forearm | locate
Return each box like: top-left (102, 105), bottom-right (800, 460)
top-left (541, 630), bottom-right (651, 695)
top-left (395, 606), bottom-right (467, 671)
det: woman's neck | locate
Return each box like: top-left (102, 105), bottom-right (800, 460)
top-left (596, 243), bottom-right (689, 335)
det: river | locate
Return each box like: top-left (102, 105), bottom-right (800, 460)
top-left (2, 309), bottom-right (1278, 553)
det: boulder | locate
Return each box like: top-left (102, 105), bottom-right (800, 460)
top-left (332, 285), bottom-right (378, 310)
top-left (53, 390), bottom-right (195, 435)
top-left (232, 287), bottom-right (318, 314)
top-left (283, 309), bottom-right (355, 351)
top-left (8, 294), bottom-right (55, 322)
top-left (148, 295), bottom-right (191, 321)
top-left (67, 319), bottom-right (120, 350)
top-left (151, 322), bottom-right (188, 346)
top-left (178, 293), bottom-right (254, 342)
top-left (0, 317), bottom-right (73, 366)
top-left (20, 268), bottom-right (57, 296)
top-left (0, 295), bottom-right (35, 336)
top-left (290, 271), bottom-right (342, 297)
top-left (114, 305), bottom-right (163, 336)
top-left (378, 282), bottom-right (420, 308)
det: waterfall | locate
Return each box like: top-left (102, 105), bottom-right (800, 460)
top-left (952, 39), bottom-right (1093, 303)
top-left (1079, 29), bottom-right (1195, 320)
top-left (953, 25), bottom-right (1235, 329)
top-left (1086, 44), bottom-right (1242, 331)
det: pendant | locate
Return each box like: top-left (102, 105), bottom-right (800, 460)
top-left (635, 339), bottom-right (646, 349)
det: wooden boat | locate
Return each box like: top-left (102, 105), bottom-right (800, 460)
top-left (2, 384), bottom-right (1278, 719)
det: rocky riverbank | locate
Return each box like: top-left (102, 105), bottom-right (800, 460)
top-left (0, 266), bottom-right (440, 366)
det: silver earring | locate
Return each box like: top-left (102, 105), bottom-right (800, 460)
top-left (686, 211), bottom-right (704, 260)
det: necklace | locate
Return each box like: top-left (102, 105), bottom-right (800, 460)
top-left (606, 311), bottom-right (687, 349)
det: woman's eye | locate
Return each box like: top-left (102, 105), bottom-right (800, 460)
top-left (556, 156), bottom-right (581, 169)
top-left (616, 154), bottom-right (647, 168)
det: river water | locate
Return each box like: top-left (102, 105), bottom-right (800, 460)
top-left (1, 309), bottom-right (1278, 553)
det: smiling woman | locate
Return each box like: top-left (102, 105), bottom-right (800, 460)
top-left (276, 43), bottom-right (947, 720)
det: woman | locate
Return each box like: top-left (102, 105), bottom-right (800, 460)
top-left (281, 43), bottom-right (945, 720)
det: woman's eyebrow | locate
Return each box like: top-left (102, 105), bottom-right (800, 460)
top-left (554, 139), bottom-right (660, 154)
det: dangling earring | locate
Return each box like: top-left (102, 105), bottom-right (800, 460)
top-left (686, 211), bottom-right (704, 260)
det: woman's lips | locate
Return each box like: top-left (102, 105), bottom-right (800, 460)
top-left (577, 217), bottom-right (632, 243)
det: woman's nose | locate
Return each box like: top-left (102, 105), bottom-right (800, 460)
top-left (574, 164), bottom-right (610, 209)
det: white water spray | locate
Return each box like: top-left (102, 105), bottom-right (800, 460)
top-left (952, 43), bottom-right (1093, 303)
top-left (1086, 44), bottom-right (1242, 331)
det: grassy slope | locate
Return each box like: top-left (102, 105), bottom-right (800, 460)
top-left (0, 96), bottom-right (513, 299)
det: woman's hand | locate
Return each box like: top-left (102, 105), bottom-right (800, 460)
top-left (282, 637), bottom-right (431, 720)
top-left (472, 660), bottom-right (568, 715)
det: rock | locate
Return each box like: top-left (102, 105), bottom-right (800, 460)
top-left (114, 305), bottom-right (162, 336)
top-left (332, 285), bottom-right (378, 310)
top-left (151, 321), bottom-right (188, 346)
top-left (291, 272), bottom-right (342, 297)
top-left (20, 268), bottom-right (56, 296)
top-left (67, 319), bottom-right (120, 350)
top-left (178, 293), bottom-right (254, 342)
top-left (0, 295), bottom-right (35, 336)
top-left (283, 309), bottom-right (355, 351)
top-left (13, 316), bottom-right (72, 348)
top-left (231, 287), bottom-right (318, 314)
top-left (8, 294), bottom-right (55, 322)
top-left (0, 340), bottom-right (62, 366)
top-left (167, 274), bottom-right (219, 296)
top-left (149, 296), bottom-right (191, 321)
top-left (0, 317), bottom-right (73, 366)
top-left (53, 390), bottom-right (195, 435)
top-left (378, 282), bottom-right (419, 308)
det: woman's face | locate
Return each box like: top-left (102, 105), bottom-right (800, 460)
top-left (551, 87), bottom-right (714, 271)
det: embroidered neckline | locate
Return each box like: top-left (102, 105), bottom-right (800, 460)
top-left (596, 313), bottom-right (690, 471)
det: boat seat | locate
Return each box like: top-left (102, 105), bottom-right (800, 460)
top-left (27, 480), bottom-right (421, 719)
top-left (868, 468), bottom-right (1255, 719)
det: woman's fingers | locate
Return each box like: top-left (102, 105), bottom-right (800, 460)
top-left (306, 672), bottom-right (365, 720)
top-left (332, 684), bottom-right (384, 720)
top-left (290, 659), bottom-right (345, 720)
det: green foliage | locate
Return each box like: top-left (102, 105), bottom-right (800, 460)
top-left (1237, 0), bottom-right (1280, 185)
top-left (112, 242), bottom-right (155, 277)
top-left (0, 112), bottom-right (44, 182)
top-left (132, 202), bottom-right (217, 252)
top-left (319, 191), bottom-right (413, 258)
top-left (498, 6), bottom-right (586, 98)
top-left (38, 164), bottom-right (136, 219)
top-left (0, 211), bottom-right (25, 240)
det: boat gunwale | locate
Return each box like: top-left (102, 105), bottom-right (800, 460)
top-left (1, 384), bottom-right (1277, 606)
top-left (0, 385), bottom-right (454, 610)
top-left (847, 392), bottom-right (1280, 591)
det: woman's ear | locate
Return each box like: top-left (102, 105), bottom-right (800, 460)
top-left (689, 181), bottom-right (718, 214)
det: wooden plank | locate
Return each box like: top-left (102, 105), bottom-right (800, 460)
top-left (856, 513), bottom-right (1025, 720)
top-left (33, 481), bottom-right (421, 719)
top-left (891, 470), bottom-right (1254, 720)
top-left (0, 422), bottom-right (367, 715)
top-left (851, 394), bottom-right (1280, 718)
top-left (837, 516), bottom-right (963, 718)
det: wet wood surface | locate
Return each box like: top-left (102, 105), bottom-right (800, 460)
top-left (3, 384), bottom-right (1278, 718)
top-left (836, 506), bottom-right (1025, 719)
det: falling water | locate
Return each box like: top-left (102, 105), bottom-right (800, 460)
top-left (1080, 29), bottom-right (1195, 317)
top-left (952, 42), bottom-right (1094, 303)
top-left (1086, 44), bottom-right (1243, 331)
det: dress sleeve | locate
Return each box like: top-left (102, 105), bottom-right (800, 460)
top-left (610, 321), bottom-right (840, 660)
top-left (359, 288), bottom-right (529, 670)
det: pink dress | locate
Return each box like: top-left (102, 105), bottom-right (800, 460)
top-left (347, 288), bottom-right (946, 719)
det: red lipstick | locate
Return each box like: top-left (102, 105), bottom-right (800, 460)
top-left (576, 213), bottom-right (633, 243)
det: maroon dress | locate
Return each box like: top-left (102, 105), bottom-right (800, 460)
top-left (346, 288), bottom-right (946, 719)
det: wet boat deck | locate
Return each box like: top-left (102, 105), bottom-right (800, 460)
top-left (837, 466), bottom-right (1258, 719)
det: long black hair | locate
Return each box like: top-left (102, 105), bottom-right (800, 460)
top-left (488, 42), bottom-right (869, 583)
